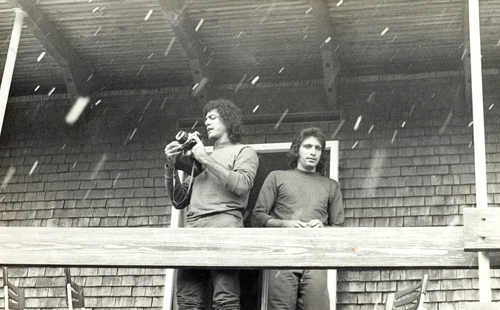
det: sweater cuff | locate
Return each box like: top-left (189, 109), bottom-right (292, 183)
top-left (253, 213), bottom-right (272, 227)
top-left (165, 164), bottom-right (174, 178)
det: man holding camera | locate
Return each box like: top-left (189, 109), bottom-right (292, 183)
top-left (252, 127), bottom-right (345, 310)
top-left (164, 99), bottom-right (259, 310)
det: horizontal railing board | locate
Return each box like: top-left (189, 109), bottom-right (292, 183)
top-left (463, 207), bottom-right (500, 252)
top-left (0, 226), bottom-right (498, 268)
top-left (459, 302), bottom-right (500, 310)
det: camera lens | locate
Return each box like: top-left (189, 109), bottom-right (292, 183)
top-left (175, 131), bottom-right (188, 144)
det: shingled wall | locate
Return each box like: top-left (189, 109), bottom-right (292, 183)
top-left (1, 72), bottom-right (500, 309)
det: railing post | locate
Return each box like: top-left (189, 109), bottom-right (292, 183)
top-left (163, 171), bottom-right (185, 310)
top-left (3, 267), bottom-right (8, 310)
top-left (467, 0), bottom-right (491, 302)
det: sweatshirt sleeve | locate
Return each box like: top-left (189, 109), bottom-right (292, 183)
top-left (328, 180), bottom-right (345, 226)
top-left (164, 165), bottom-right (191, 209)
top-left (224, 146), bottom-right (259, 197)
top-left (251, 172), bottom-right (277, 227)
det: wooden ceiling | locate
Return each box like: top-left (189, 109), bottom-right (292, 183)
top-left (0, 0), bottom-right (499, 98)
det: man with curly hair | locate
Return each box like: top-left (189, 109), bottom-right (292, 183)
top-left (164, 99), bottom-right (259, 310)
top-left (252, 127), bottom-right (345, 310)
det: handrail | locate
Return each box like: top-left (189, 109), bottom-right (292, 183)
top-left (0, 226), bottom-right (498, 269)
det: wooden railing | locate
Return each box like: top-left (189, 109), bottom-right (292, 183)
top-left (464, 208), bottom-right (500, 252)
top-left (462, 208), bottom-right (500, 310)
top-left (1, 208), bottom-right (500, 310)
top-left (0, 225), bottom-right (498, 268)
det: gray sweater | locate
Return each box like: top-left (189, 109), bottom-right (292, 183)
top-left (165, 143), bottom-right (259, 223)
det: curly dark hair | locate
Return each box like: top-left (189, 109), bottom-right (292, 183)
top-left (203, 99), bottom-right (243, 144)
top-left (288, 127), bottom-right (328, 174)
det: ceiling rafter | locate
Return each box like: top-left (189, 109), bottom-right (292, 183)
top-left (309, 0), bottom-right (341, 111)
top-left (157, 0), bottom-right (215, 105)
top-left (6, 0), bottom-right (98, 100)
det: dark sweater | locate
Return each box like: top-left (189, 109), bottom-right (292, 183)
top-left (252, 169), bottom-right (344, 227)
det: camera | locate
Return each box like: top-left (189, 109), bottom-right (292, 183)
top-left (175, 131), bottom-right (199, 151)
top-left (173, 131), bottom-right (202, 177)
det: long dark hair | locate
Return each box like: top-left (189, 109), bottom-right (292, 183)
top-left (203, 99), bottom-right (243, 143)
top-left (288, 127), bottom-right (328, 174)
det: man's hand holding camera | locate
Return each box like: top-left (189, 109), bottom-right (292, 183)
top-left (164, 131), bottom-right (204, 165)
top-left (164, 141), bottom-right (182, 166)
top-left (188, 134), bottom-right (210, 165)
top-left (165, 129), bottom-right (234, 185)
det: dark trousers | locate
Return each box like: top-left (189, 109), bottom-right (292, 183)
top-left (177, 269), bottom-right (240, 310)
top-left (267, 269), bottom-right (330, 310)
top-left (177, 213), bottom-right (244, 310)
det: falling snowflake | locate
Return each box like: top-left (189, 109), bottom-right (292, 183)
top-left (274, 109), bottom-right (289, 129)
top-left (391, 130), bottom-right (398, 144)
top-left (192, 77), bottom-right (209, 97)
top-left (235, 74), bottom-right (247, 92)
top-left (94, 26), bottom-right (101, 36)
top-left (29, 161), bottom-right (38, 175)
top-left (195, 18), bottom-right (204, 32)
top-left (353, 116), bottom-right (362, 131)
top-left (145, 9), bottom-right (153, 21)
top-left (165, 37), bottom-right (176, 57)
top-left (2, 166), bottom-right (16, 189)
top-left (37, 51), bottom-right (45, 62)
top-left (331, 119), bottom-right (345, 139)
top-left (65, 96), bottom-right (90, 125)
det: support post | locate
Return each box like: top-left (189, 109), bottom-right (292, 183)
top-left (0, 9), bottom-right (24, 137)
top-left (468, 0), bottom-right (491, 302)
top-left (163, 170), bottom-right (185, 310)
top-left (462, 1), bottom-right (472, 108)
top-left (3, 267), bottom-right (8, 310)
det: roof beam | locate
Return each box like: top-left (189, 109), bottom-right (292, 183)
top-left (6, 0), bottom-right (97, 99)
top-left (0, 9), bottom-right (24, 137)
top-left (157, 0), bottom-right (214, 104)
top-left (309, 0), bottom-right (341, 110)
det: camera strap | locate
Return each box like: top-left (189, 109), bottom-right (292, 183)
top-left (171, 161), bottom-right (196, 207)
